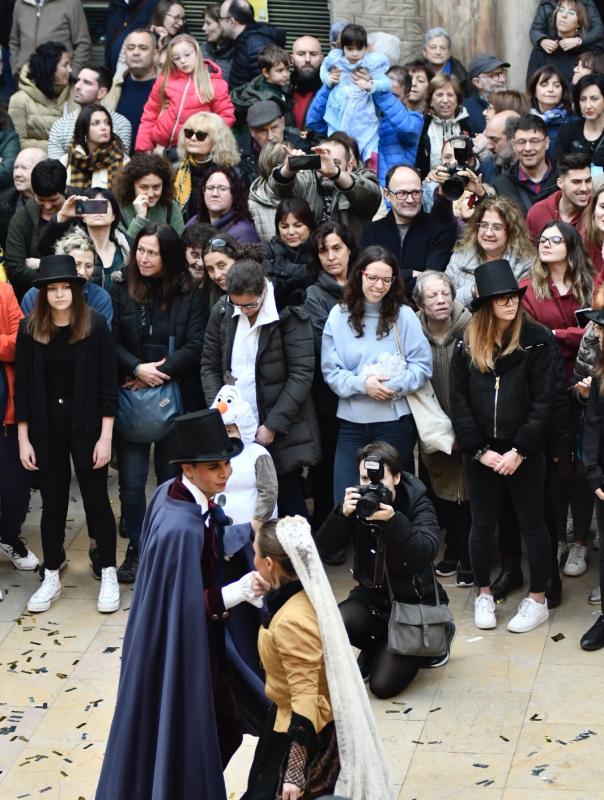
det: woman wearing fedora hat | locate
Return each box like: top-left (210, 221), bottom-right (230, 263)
top-left (450, 259), bottom-right (557, 633)
top-left (14, 254), bottom-right (120, 615)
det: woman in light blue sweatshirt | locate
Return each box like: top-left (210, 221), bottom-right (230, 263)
top-left (321, 245), bottom-right (433, 501)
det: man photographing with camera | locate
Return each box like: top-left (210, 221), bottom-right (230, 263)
top-left (316, 441), bottom-right (454, 699)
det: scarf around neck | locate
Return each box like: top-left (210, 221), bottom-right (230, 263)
top-left (67, 141), bottom-right (125, 190)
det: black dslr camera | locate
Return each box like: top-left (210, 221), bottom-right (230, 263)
top-left (442, 135), bottom-right (474, 201)
top-left (355, 458), bottom-right (393, 519)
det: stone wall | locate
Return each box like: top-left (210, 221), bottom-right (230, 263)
top-left (331, 0), bottom-right (540, 90)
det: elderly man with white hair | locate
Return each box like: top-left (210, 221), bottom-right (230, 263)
top-left (422, 26), bottom-right (468, 90)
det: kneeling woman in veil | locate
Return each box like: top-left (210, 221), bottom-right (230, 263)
top-left (243, 516), bottom-right (394, 800)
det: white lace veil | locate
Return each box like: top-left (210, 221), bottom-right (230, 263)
top-left (275, 516), bottom-right (394, 800)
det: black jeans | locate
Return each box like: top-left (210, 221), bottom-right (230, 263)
top-left (309, 407), bottom-right (339, 530)
top-left (463, 451), bottom-right (551, 593)
top-left (0, 425), bottom-right (30, 546)
top-left (276, 469), bottom-right (310, 522)
top-left (38, 398), bottom-right (116, 571)
top-left (437, 498), bottom-right (472, 570)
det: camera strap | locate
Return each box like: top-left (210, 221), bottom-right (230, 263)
top-left (384, 561), bottom-right (440, 606)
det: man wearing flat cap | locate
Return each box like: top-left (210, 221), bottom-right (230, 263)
top-left (97, 409), bottom-right (269, 800)
top-left (463, 53), bottom-right (510, 134)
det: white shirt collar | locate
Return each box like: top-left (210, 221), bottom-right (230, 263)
top-left (181, 474), bottom-right (210, 517)
top-left (231, 279), bottom-right (280, 326)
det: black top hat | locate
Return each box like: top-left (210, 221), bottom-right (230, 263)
top-left (470, 259), bottom-right (526, 312)
top-left (169, 409), bottom-right (244, 464)
top-left (584, 308), bottom-right (604, 326)
top-left (32, 255), bottom-right (86, 287)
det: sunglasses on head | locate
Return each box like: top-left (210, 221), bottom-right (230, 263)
top-left (184, 129), bottom-right (209, 141)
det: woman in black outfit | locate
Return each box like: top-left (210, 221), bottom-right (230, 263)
top-left (112, 223), bottom-right (203, 584)
top-left (316, 440), bottom-right (450, 699)
top-left (553, 73), bottom-right (604, 167)
top-left (449, 259), bottom-right (556, 634)
top-left (15, 255), bottom-right (119, 615)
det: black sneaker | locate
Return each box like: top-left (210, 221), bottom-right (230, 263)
top-left (421, 621), bottom-right (456, 668)
top-left (89, 546), bottom-right (102, 580)
top-left (435, 559), bottom-right (458, 577)
top-left (580, 614), bottom-right (604, 651)
top-left (357, 650), bottom-right (372, 682)
top-left (456, 568), bottom-right (474, 587)
top-left (117, 544), bottom-right (139, 584)
top-left (38, 548), bottom-right (67, 582)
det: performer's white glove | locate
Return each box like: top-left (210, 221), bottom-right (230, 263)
top-left (222, 571), bottom-right (266, 610)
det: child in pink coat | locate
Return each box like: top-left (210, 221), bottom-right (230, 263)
top-left (135, 34), bottom-right (235, 153)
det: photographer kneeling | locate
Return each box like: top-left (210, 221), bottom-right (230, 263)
top-left (316, 442), bottom-right (453, 699)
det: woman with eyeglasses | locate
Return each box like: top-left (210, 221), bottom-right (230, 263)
top-left (117, 152), bottom-right (185, 238)
top-left (445, 198), bottom-right (535, 310)
top-left (553, 73), bottom-right (604, 168)
top-left (187, 164), bottom-right (260, 244)
top-left (201, 258), bottom-right (320, 520)
top-left (449, 259), bottom-right (556, 633)
top-left (150, 0), bottom-right (187, 52)
top-left (201, 3), bottom-right (233, 84)
top-left (527, 0), bottom-right (604, 87)
top-left (173, 111), bottom-right (241, 222)
top-left (321, 245), bottom-right (432, 501)
top-left (112, 222), bottom-right (203, 584)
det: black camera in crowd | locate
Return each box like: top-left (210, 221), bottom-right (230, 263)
top-left (355, 458), bottom-right (393, 519)
top-left (442, 135), bottom-right (474, 202)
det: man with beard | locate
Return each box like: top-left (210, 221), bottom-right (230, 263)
top-left (290, 35), bottom-right (323, 131)
top-left (526, 152), bottom-right (592, 241)
top-left (481, 109), bottom-right (520, 183)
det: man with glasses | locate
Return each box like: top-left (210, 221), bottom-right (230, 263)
top-left (526, 152), bottom-right (592, 241)
top-left (463, 53), bottom-right (510, 134)
top-left (361, 164), bottom-right (457, 294)
top-left (494, 114), bottom-right (558, 216)
top-left (219, 0), bottom-right (286, 89)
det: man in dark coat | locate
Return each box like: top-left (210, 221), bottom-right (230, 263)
top-left (96, 409), bottom-right (269, 800)
top-left (219, 0), bottom-right (286, 89)
top-left (361, 164), bottom-right (457, 297)
top-left (104, 0), bottom-right (158, 75)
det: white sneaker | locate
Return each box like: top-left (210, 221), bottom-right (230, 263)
top-left (589, 586), bottom-right (601, 605)
top-left (507, 597), bottom-right (549, 633)
top-left (563, 543), bottom-right (588, 576)
top-left (474, 593), bottom-right (497, 629)
top-left (97, 567), bottom-right (120, 613)
top-left (27, 569), bottom-right (61, 613)
top-left (0, 539), bottom-right (39, 570)
top-left (557, 541), bottom-right (568, 566)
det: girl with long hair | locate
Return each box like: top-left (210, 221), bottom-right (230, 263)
top-left (64, 105), bottom-right (128, 191)
top-left (135, 33), bottom-right (235, 153)
top-left (321, 245), bottom-right (432, 501)
top-left (15, 255), bottom-right (119, 615)
top-left (449, 259), bottom-right (556, 633)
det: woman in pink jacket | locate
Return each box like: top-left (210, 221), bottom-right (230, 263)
top-left (135, 34), bottom-right (235, 154)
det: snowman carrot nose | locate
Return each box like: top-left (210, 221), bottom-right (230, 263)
top-left (215, 401), bottom-right (229, 414)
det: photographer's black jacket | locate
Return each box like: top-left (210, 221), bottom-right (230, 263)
top-left (316, 473), bottom-right (444, 605)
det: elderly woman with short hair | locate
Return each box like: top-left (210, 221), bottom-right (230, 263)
top-left (414, 270), bottom-right (473, 586)
top-left (422, 27), bottom-right (468, 89)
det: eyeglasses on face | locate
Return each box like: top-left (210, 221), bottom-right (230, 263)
top-left (165, 11), bottom-right (186, 22)
top-left (362, 272), bottom-right (395, 286)
top-left (557, 5), bottom-right (578, 15)
top-left (229, 292), bottom-right (264, 310)
top-left (387, 188), bottom-right (421, 201)
top-left (477, 221), bottom-right (505, 233)
top-left (494, 293), bottom-right (520, 306)
top-left (204, 185), bottom-right (231, 194)
top-left (184, 129), bottom-right (209, 141)
top-left (513, 137), bottom-right (546, 148)
top-left (538, 235), bottom-right (564, 246)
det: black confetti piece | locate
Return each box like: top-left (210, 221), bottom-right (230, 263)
top-left (103, 646), bottom-right (118, 653)
top-left (530, 713), bottom-right (543, 721)
top-left (550, 633), bottom-right (565, 642)
top-left (473, 763), bottom-right (489, 768)
top-left (429, 707), bottom-right (442, 712)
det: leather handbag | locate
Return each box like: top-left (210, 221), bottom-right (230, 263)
top-left (116, 303), bottom-right (183, 444)
top-left (385, 566), bottom-right (454, 657)
top-left (391, 322), bottom-right (455, 455)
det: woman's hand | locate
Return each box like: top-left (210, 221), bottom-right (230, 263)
top-left (135, 359), bottom-right (170, 387)
top-left (351, 66), bottom-right (372, 91)
top-left (25, 258), bottom-right (40, 270)
top-left (365, 375), bottom-right (395, 400)
top-left (540, 38), bottom-right (559, 53)
top-left (366, 502), bottom-right (395, 522)
top-left (57, 194), bottom-right (89, 223)
top-left (19, 438), bottom-right (38, 471)
top-left (492, 449), bottom-right (524, 476)
top-left (250, 570), bottom-right (271, 596)
top-left (92, 436), bottom-right (112, 469)
top-left (559, 36), bottom-right (581, 51)
top-left (149, 24), bottom-right (170, 49)
top-left (479, 449), bottom-right (503, 470)
top-left (281, 783), bottom-right (302, 800)
top-left (133, 193), bottom-right (150, 218)
top-left (255, 425), bottom-right (276, 446)
top-left (595, 488), bottom-right (604, 502)
top-left (576, 375), bottom-right (592, 399)
top-left (427, 164), bottom-right (450, 185)
top-left (342, 486), bottom-right (361, 516)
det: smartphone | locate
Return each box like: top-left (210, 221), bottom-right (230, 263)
top-left (288, 154), bottom-right (322, 171)
top-left (75, 199), bottom-right (108, 215)
top-left (574, 307), bottom-right (592, 328)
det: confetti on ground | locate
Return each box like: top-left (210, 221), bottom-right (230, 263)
top-left (530, 714), bottom-right (543, 721)
top-left (404, 707), bottom-right (413, 714)
top-left (467, 636), bottom-right (483, 642)
top-left (473, 763), bottom-right (489, 768)
top-left (476, 779), bottom-right (494, 786)
top-left (103, 647), bottom-right (118, 654)
top-left (429, 707), bottom-right (441, 713)
top-left (385, 710), bottom-right (400, 714)
top-left (550, 633), bottom-right (565, 642)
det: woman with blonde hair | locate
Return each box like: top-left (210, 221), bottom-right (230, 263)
top-left (135, 34), bottom-right (235, 154)
top-left (174, 111), bottom-right (240, 221)
top-left (450, 259), bottom-right (556, 633)
top-left (445, 197), bottom-right (535, 309)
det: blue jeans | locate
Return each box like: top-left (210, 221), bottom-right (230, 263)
top-left (117, 432), bottom-right (179, 548)
top-left (333, 416), bottom-right (417, 504)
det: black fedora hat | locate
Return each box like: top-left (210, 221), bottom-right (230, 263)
top-left (584, 308), bottom-right (604, 326)
top-left (169, 409), bottom-right (244, 464)
top-left (32, 255), bottom-right (86, 287)
top-left (470, 259), bottom-right (526, 312)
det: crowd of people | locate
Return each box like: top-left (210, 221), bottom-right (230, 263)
top-left (1, 0), bottom-right (604, 797)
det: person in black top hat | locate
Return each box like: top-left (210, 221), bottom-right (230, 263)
top-left (96, 408), bottom-right (270, 800)
top-left (14, 254), bottom-right (120, 616)
top-left (449, 259), bottom-right (556, 634)
top-left (578, 307), bottom-right (604, 650)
